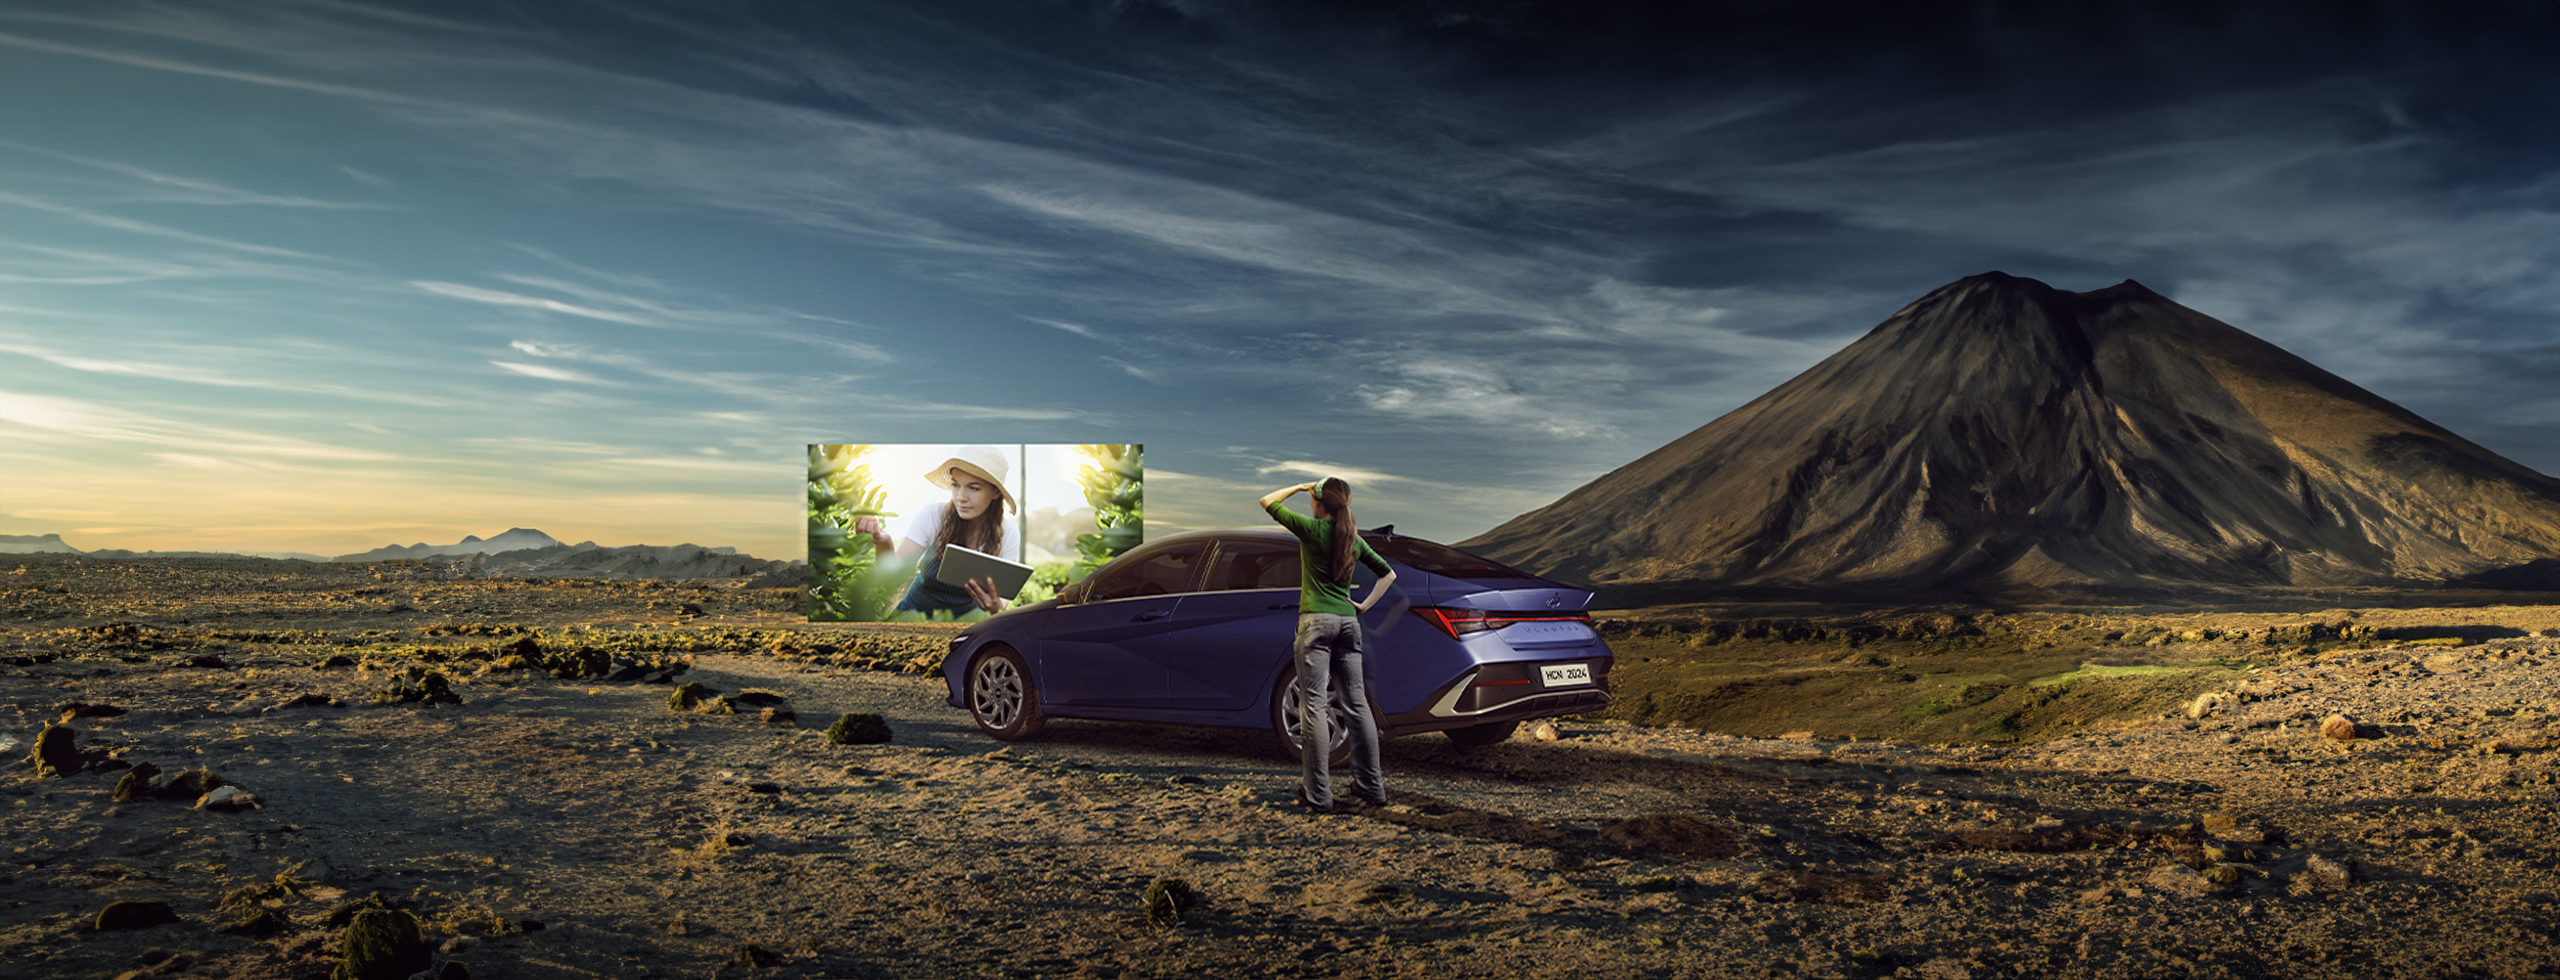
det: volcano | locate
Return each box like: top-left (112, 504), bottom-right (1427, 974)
top-left (1462, 272), bottom-right (2560, 595)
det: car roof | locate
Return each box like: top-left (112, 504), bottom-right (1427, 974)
top-left (1133, 526), bottom-right (1393, 547)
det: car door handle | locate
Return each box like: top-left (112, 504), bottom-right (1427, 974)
top-left (1130, 609), bottom-right (1172, 622)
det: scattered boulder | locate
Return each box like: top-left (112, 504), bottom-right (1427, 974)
top-left (57, 702), bottom-right (127, 723)
top-left (322, 893), bottom-right (391, 928)
top-left (1143, 878), bottom-right (1199, 928)
top-left (668, 682), bottom-right (720, 712)
top-left (112, 762), bottom-right (164, 802)
top-left (332, 908), bottom-right (433, 980)
top-left (188, 654), bottom-right (230, 669)
top-left (604, 662), bottom-right (652, 683)
top-left (195, 785), bottom-right (260, 813)
top-left (2297, 854), bottom-right (2360, 893)
top-left (94, 899), bottom-right (180, 931)
top-left (476, 655), bottom-right (534, 676)
top-left (760, 708), bottom-right (797, 726)
top-left (2186, 691), bottom-right (2235, 720)
top-left (374, 666), bottom-right (461, 706)
top-left (268, 693), bottom-right (343, 712)
top-left (30, 722), bottom-right (81, 777)
top-left (826, 713), bottom-right (892, 745)
top-left (2321, 714), bottom-right (2358, 741)
top-left (314, 653), bottom-right (357, 670)
top-left (158, 768), bottom-right (227, 801)
top-left (1530, 721), bottom-right (1561, 741)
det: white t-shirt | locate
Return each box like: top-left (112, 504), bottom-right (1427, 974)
top-left (903, 506), bottom-right (1018, 563)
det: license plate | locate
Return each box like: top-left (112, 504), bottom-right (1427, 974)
top-left (1539, 663), bottom-right (1592, 687)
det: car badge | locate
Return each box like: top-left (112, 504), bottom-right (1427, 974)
top-left (1546, 596), bottom-right (1561, 610)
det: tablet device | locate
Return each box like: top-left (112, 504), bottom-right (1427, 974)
top-left (935, 543), bottom-right (1035, 600)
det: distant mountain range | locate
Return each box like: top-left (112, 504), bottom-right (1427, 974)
top-left (331, 527), bottom-right (578, 562)
top-left (1464, 272), bottom-right (2560, 597)
top-left (1, 533), bottom-right (330, 561)
top-left (2, 528), bottom-right (776, 584)
top-left (420, 542), bottom-right (795, 585)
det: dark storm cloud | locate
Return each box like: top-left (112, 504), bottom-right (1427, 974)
top-left (503, 0), bottom-right (2560, 509)
top-left (8, 0), bottom-right (2558, 549)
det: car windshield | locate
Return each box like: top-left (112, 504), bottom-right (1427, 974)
top-left (1365, 536), bottom-right (1543, 581)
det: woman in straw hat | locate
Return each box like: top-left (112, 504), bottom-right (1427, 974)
top-left (854, 446), bottom-right (1020, 616)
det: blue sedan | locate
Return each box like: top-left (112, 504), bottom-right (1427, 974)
top-left (941, 526), bottom-right (1613, 760)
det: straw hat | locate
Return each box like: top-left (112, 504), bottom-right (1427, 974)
top-left (925, 446), bottom-right (1016, 513)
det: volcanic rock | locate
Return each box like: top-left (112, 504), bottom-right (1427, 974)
top-left (1465, 273), bottom-right (2560, 595)
top-left (93, 900), bottom-right (180, 931)
top-left (57, 702), bottom-right (127, 723)
top-left (334, 908), bottom-right (433, 980)
top-left (826, 712), bottom-right (892, 745)
top-left (30, 722), bottom-right (80, 777)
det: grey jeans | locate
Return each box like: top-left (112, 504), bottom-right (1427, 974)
top-left (1294, 612), bottom-right (1382, 808)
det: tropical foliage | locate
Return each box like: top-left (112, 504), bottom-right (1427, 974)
top-left (805, 444), bottom-right (908, 622)
top-left (1072, 443), bottom-right (1143, 581)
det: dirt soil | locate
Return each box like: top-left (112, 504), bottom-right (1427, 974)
top-left (4, 555), bottom-right (2558, 979)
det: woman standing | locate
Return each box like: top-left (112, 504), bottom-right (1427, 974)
top-left (1260, 477), bottom-right (1398, 813)
top-left (855, 446), bottom-right (1019, 616)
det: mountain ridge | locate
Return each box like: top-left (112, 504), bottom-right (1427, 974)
top-left (1462, 272), bottom-right (2560, 596)
top-left (331, 527), bottom-right (569, 562)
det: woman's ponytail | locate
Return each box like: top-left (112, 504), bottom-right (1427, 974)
top-left (1319, 477), bottom-right (1355, 583)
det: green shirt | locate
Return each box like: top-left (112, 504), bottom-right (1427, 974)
top-left (1265, 500), bottom-right (1392, 617)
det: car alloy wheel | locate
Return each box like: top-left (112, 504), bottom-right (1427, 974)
top-left (968, 647), bottom-right (1045, 740)
top-left (1271, 664), bottom-right (1355, 766)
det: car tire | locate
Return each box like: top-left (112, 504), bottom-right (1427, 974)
top-left (967, 647), bottom-right (1045, 741)
top-left (1441, 719), bottom-right (1518, 748)
top-left (1270, 664), bottom-right (1355, 767)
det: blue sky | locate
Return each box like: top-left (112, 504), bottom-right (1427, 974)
top-left (2, 0), bottom-right (2557, 560)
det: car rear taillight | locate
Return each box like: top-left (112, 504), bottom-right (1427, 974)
top-left (1412, 607), bottom-right (1590, 639)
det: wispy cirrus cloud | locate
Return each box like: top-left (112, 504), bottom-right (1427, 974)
top-left (415, 281), bottom-right (658, 326)
top-left (1254, 460), bottom-right (1407, 484)
top-left (0, 388), bottom-right (389, 461)
top-left (0, 189), bottom-right (337, 260)
top-left (490, 360), bottom-right (606, 384)
top-left (0, 140), bottom-right (391, 209)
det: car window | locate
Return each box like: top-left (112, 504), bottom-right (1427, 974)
top-left (1087, 543), bottom-right (1205, 601)
top-left (1366, 536), bottom-right (1540, 580)
top-left (1205, 541), bottom-right (1299, 591)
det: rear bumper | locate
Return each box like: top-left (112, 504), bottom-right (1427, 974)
top-left (1379, 656), bottom-right (1612, 736)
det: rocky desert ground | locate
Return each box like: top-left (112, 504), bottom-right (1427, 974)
top-left (4, 554), bottom-right (2558, 979)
